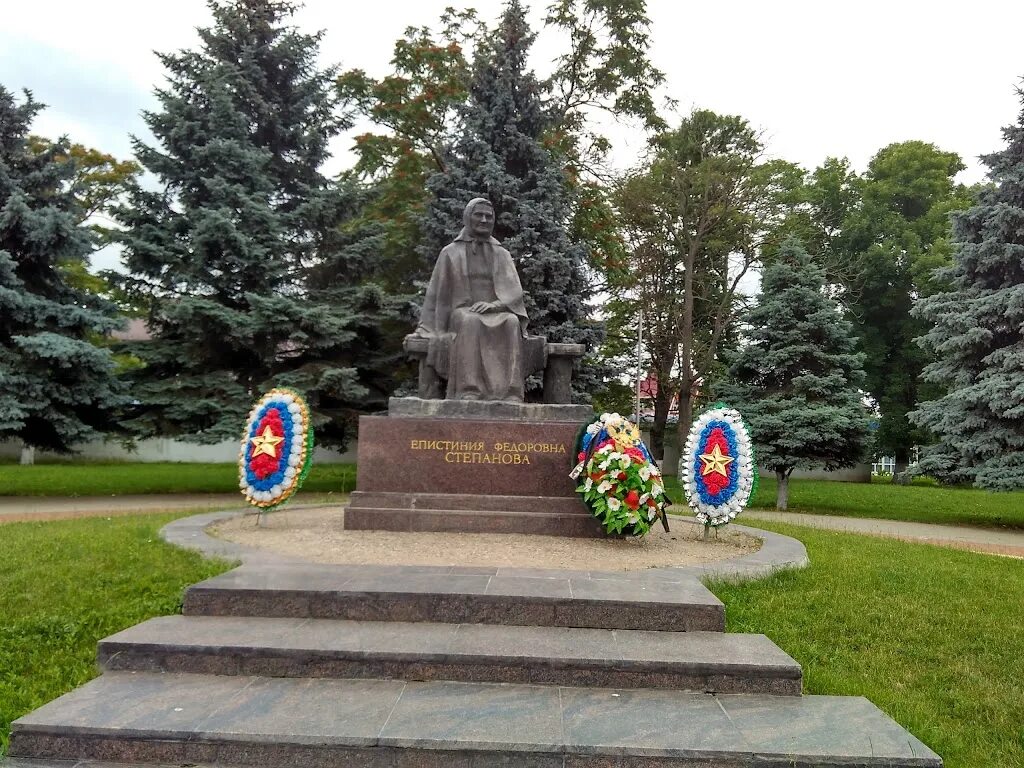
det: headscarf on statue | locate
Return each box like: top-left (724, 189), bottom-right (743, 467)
top-left (416, 198), bottom-right (530, 377)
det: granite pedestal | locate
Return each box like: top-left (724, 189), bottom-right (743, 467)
top-left (345, 397), bottom-right (601, 537)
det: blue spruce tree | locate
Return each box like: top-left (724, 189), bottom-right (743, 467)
top-left (419, 0), bottom-right (602, 400)
top-left (719, 240), bottom-right (869, 509)
top-left (116, 0), bottom-right (388, 447)
top-left (0, 86), bottom-right (127, 453)
top-left (911, 88), bottom-right (1024, 490)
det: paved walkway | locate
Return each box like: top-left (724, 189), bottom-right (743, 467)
top-left (0, 493), bottom-right (247, 522)
top-left (743, 509), bottom-right (1024, 559)
top-left (2, 493), bottom-right (1022, 559)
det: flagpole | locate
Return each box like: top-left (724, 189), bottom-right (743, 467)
top-left (635, 307), bottom-right (644, 423)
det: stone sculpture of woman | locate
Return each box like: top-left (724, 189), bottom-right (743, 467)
top-left (414, 198), bottom-right (529, 401)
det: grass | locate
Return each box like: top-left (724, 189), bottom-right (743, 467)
top-left (1, 510), bottom-right (1020, 766)
top-left (0, 461), bottom-right (357, 497)
top-left (4, 462), bottom-right (1023, 530)
top-left (664, 475), bottom-right (1024, 529)
top-left (0, 513), bottom-right (234, 756)
top-left (707, 519), bottom-right (1024, 767)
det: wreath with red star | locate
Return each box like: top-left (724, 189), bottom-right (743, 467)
top-left (681, 404), bottom-right (758, 527)
top-left (239, 388), bottom-right (314, 510)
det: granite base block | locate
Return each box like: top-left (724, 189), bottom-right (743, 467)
top-left (345, 505), bottom-right (605, 537)
top-left (389, 396), bottom-right (593, 422)
top-left (354, 415), bottom-right (584, 497)
top-left (348, 412), bottom-right (603, 536)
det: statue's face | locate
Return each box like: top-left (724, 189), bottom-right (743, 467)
top-left (469, 204), bottom-right (495, 237)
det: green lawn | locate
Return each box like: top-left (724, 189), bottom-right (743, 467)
top-left (708, 519), bottom-right (1024, 768)
top-left (0, 513), bottom-right (234, 756)
top-left (0, 461), bottom-right (357, 497)
top-left (1, 512), bottom-right (1020, 766)
top-left (664, 475), bottom-right (1024, 529)
top-left (4, 462), bottom-right (1023, 530)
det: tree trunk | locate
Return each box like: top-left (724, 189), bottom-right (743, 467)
top-left (678, 379), bottom-right (694, 436)
top-left (650, 421), bottom-right (664, 461)
top-left (891, 446), bottom-right (911, 484)
top-left (674, 380), bottom-right (697, 478)
top-left (650, 390), bottom-right (672, 460)
top-left (776, 468), bottom-right (791, 510)
top-left (19, 444), bottom-right (35, 466)
top-left (675, 378), bottom-right (695, 455)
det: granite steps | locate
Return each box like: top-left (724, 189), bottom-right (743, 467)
top-left (6, 561), bottom-right (942, 767)
top-left (97, 615), bottom-right (802, 695)
top-left (9, 672), bottom-right (941, 768)
top-left (180, 564), bottom-right (727, 631)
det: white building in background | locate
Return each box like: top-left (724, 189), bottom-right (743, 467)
top-left (872, 456), bottom-right (896, 475)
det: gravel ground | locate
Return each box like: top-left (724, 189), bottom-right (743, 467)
top-left (212, 505), bottom-right (761, 570)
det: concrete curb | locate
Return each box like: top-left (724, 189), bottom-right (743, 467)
top-left (160, 506), bottom-right (809, 583)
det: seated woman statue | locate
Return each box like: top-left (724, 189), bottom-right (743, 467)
top-left (414, 198), bottom-right (529, 401)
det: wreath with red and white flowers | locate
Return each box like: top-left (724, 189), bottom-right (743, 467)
top-left (681, 404), bottom-right (757, 528)
top-left (572, 413), bottom-right (668, 536)
top-left (239, 388), bottom-right (314, 511)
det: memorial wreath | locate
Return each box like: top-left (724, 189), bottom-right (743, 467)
top-left (239, 388), bottom-right (314, 512)
top-left (572, 413), bottom-right (668, 536)
top-left (681, 404), bottom-right (757, 531)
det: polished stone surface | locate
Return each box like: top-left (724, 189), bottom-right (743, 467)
top-left (388, 396), bottom-right (593, 422)
top-left (353, 415), bottom-right (584, 497)
top-left (348, 411), bottom-right (612, 536)
top-left (98, 616), bottom-right (801, 694)
top-left (380, 680), bottom-right (563, 751)
top-left (348, 491), bottom-right (585, 513)
top-left (182, 563), bottom-right (726, 632)
top-left (344, 505), bottom-right (605, 537)
top-left (10, 673), bottom-right (941, 767)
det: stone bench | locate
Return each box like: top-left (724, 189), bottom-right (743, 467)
top-left (403, 334), bottom-right (585, 404)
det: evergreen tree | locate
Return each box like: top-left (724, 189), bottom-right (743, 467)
top-left (419, 0), bottom-right (602, 400)
top-left (910, 90), bottom-right (1024, 491)
top-left (116, 0), bottom-right (383, 447)
top-left (719, 240), bottom-right (869, 509)
top-left (0, 87), bottom-right (126, 452)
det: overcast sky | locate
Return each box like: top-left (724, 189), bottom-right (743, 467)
top-left (3, 0), bottom-right (1022, 272)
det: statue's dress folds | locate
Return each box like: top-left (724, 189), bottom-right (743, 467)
top-left (417, 231), bottom-right (528, 401)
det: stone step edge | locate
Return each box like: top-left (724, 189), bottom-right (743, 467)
top-left (182, 565), bottom-right (726, 631)
top-left (183, 587), bottom-right (725, 631)
top-left (344, 506), bottom-right (606, 537)
top-left (344, 505), bottom-right (596, 520)
top-left (9, 673), bottom-right (943, 768)
top-left (349, 489), bottom-right (585, 512)
top-left (97, 618), bottom-right (800, 695)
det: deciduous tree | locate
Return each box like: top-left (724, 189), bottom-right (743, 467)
top-left (842, 141), bottom-right (973, 475)
top-left (608, 110), bottom-right (800, 457)
top-left (336, 0), bottom-right (664, 285)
